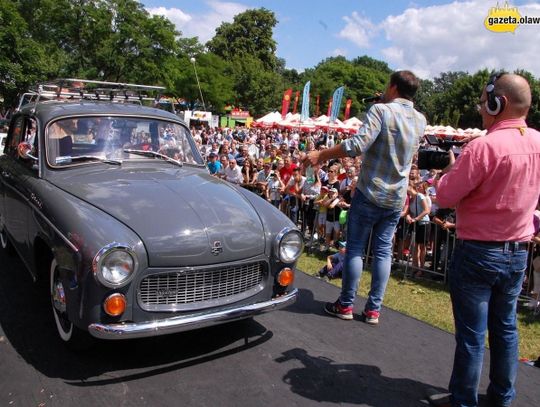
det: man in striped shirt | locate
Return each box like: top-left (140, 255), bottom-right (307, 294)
top-left (303, 70), bottom-right (426, 324)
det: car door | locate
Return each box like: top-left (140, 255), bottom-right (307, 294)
top-left (0, 114), bottom-right (38, 264)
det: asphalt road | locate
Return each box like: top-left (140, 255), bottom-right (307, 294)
top-left (1, 250), bottom-right (539, 407)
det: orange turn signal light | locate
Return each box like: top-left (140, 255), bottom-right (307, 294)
top-left (103, 293), bottom-right (127, 316)
top-left (277, 268), bottom-right (294, 287)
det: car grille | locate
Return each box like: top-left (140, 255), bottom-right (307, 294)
top-left (138, 261), bottom-right (266, 311)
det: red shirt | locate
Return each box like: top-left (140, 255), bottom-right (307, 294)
top-left (437, 119), bottom-right (540, 242)
top-left (279, 163), bottom-right (297, 184)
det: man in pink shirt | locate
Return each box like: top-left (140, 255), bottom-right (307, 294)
top-left (433, 73), bottom-right (540, 407)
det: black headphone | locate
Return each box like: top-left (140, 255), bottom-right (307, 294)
top-left (485, 72), bottom-right (506, 116)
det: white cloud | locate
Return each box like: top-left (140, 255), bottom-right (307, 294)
top-left (337, 11), bottom-right (378, 48)
top-left (342, 1), bottom-right (540, 78)
top-left (147, 1), bottom-right (249, 43)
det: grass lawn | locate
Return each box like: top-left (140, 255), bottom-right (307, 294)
top-left (297, 251), bottom-right (540, 361)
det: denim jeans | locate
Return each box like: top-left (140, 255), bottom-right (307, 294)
top-left (448, 240), bottom-right (527, 407)
top-left (339, 190), bottom-right (401, 311)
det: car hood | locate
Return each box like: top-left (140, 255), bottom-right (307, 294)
top-left (49, 165), bottom-right (265, 267)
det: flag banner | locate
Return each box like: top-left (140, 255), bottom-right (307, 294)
top-left (326, 99), bottom-right (332, 117)
top-left (281, 88), bottom-right (292, 119)
top-left (344, 98), bottom-right (353, 120)
top-left (300, 81), bottom-right (311, 122)
top-left (292, 91), bottom-right (300, 114)
top-left (315, 94), bottom-right (320, 117)
top-left (330, 86), bottom-right (345, 122)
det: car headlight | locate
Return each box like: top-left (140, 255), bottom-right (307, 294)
top-left (275, 228), bottom-right (304, 263)
top-left (93, 243), bottom-right (138, 287)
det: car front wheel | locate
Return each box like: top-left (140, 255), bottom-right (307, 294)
top-left (50, 258), bottom-right (93, 349)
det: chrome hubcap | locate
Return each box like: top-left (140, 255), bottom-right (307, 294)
top-left (52, 280), bottom-right (67, 313)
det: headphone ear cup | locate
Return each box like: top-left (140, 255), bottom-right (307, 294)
top-left (485, 96), bottom-right (501, 116)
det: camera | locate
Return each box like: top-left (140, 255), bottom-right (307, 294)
top-left (418, 134), bottom-right (465, 170)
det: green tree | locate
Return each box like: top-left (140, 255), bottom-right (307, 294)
top-left (165, 53), bottom-right (235, 114)
top-left (16, 0), bottom-right (179, 84)
top-left (0, 0), bottom-right (55, 106)
top-left (230, 55), bottom-right (282, 116)
top-left (206, 8), bottom-right (278, 72)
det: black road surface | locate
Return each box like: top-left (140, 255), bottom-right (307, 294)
top-left (1, 250), bottom-right (539, 407)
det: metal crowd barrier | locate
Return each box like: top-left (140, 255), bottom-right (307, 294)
top-left (362, 221), bottom-right (539, 315)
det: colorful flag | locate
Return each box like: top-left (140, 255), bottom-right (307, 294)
top-left (292, 91), bottom-right (300, 114)
top-left (330, 86), bottom-right (345, 122)
top-left (300, 81), bottom-right (311, 122)
top-left (326, 99), bottom-right (332, 117)
top-left (315, 95), bottom-right (320, 117)
top-left (344, 98), bottom-right (353, 120)
top-left (281, 89), bottom-right (292, 119)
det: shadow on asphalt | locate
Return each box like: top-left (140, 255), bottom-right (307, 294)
top-left (275, 347), bottom-right (446, 406)
top-left (0, 251), bottom-right (272, 384)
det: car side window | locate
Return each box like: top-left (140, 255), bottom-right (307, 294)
top-left (6, 116), bottom-right (25, 157)
top-left (6, 116), bottom-right (38, 166)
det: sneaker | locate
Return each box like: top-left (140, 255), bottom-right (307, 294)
top-left (324, 300), bottom-right (353, 320)
top-left (362, 310), bottom-right (380, 325)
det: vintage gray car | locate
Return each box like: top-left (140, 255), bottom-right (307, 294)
top-left (0, 80), bottom-right (302, 348)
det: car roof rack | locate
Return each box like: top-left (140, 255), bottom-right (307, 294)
top-left (17, 78), bottom-right (166, 112)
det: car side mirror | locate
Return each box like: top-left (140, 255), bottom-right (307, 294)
top-left (17, 142), bottom-right (38, 161)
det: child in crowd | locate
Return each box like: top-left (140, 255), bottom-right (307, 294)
top-left (323, 187), bottom-right (341, 251)
top-left (314, 185), bottom-right (329, 242)
top-left (266, 171), bottom-right (284, 208)
top-left (317, 241), bottom-right (347, 280)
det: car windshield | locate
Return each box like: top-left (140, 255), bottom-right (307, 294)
top-left (46, 116), bottom-right (202, 167)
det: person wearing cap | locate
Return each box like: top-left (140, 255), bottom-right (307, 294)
top-left (302, 70), bottom-right (426, 325)
top-left (254, 161), bottom-right (273, 197)
top-left (434, 73), bottom-right (540, 407)
top-left (207, 152), bottom-right (222, 175)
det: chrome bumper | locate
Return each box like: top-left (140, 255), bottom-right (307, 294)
top-left (88, 288), bottom-right (297, 340)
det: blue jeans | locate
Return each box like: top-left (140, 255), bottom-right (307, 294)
top-left (448, 240), bottom-right (527, 407)
top-left (339, 191), bottom-right (401, 311)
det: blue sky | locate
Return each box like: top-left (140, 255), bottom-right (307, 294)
top-left (142, 0), bottom-right (540, 78)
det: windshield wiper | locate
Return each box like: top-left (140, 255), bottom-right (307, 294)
top-left (56, 155), bottom-right (122, 165)
top-left (123, 149), bottom-right (183, 167)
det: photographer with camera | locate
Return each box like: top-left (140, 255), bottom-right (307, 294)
top-left (433, 73), bottom-right (540, 407)
top-left (303, 70), bottom-right (426, 323)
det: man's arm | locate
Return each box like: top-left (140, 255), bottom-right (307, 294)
top-left (303, 104), bottom-right (384, 166)
top-left (436, 144), bottom-right (486, 208)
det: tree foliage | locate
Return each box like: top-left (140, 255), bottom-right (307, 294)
top-left (206, 8), bottom-right (278, 72)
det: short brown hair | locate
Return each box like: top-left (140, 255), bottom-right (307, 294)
top-left (390, 70), bottom-right (420, 100)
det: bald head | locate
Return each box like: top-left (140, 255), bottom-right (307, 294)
top-left (494, 74), bottom-right (532, 116)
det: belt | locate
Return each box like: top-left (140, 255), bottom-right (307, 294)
top-left (461, 239), bottom-right (529, 251)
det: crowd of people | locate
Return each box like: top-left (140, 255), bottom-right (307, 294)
top-left (194, 123), bottom-right (462, 274)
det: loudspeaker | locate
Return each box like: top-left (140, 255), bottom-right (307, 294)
top-left (485, 73), bottom-right (505, 116)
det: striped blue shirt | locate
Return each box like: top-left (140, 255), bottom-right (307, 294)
top-left (341, 98), bottom-right (426, 210)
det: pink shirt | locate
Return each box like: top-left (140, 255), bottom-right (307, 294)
top-left (437, 119), bottom-right (540, 242)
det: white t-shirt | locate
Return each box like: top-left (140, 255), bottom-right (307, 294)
top-left (224, 165), bottom-right (243, 184)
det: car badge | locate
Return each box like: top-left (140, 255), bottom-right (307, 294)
top-left (211, 241), bottom-right (223, 256)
